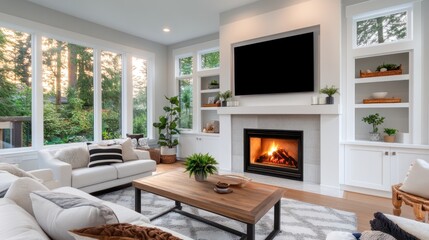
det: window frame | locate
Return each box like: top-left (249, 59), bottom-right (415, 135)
top-left (352, 4), bottom-right (413, 49)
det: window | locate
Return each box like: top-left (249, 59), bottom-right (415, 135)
top-left (178, 56), bottom-right (192, 76)
top-left (42, 37), bottom-right (94, 145)
top-left (0, 27), bottom-right (32, 149)
top-left (178, 78), bottom-right (193, 129)
top-left (132, 57), bottom-right (148, 135)
top-left (101, 51), bottom-right (122, 140)
top-left (200, 50), bottom-right (220, 70)
top-left (355, 10), bottom-right (408, 47)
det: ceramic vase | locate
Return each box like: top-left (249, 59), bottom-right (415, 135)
top-left (194, 173), bottom-right (207, 182)
top-left (369, 132), bottom-right (381, 141)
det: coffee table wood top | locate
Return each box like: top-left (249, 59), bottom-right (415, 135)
top-left (133, 170), bottom-right (284, 224)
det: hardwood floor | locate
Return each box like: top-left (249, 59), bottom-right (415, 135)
top-left (154, 161), bottom-right (416, 232)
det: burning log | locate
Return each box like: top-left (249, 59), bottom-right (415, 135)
top-left (254, 148), bottom-right (298, 167)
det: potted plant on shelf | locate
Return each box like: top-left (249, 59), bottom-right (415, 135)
top-left (362, 113), bottom-right (385, 141)
top-left (208, 79), bottom-right (219, 89)
top-left (184, 153), bottom-right (218, 182)
top-left (152, 95), bottom-right (181, 163)
top-left (383, 128), bottom-right (397, 143)
top-left (319, 85), bottom-right (339, 104)
top-left (217, 90), bottom-right (232, 107)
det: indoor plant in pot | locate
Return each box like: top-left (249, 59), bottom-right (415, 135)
top-left (383, 128), bottom-right (397, 143)
top-left (217, 90), bottom-right (232, 107)
top-left (319, 85), bottom-right (339, 104)
top-left (184, 153), bottom-right (218, 182)
top-left (362, 113), bottom-right (385, 141)
top-left (153, 95), bottom-right (181, 163)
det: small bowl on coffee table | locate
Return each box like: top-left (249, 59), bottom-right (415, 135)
top-left (214, 182), bottom-right (232, 194)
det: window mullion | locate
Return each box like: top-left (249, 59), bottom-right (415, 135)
top-left (32, 33), bottom-right (43, 149)
top-left (93, 49), bottom-right (102, 142)
top-left (122, 54), bottom-right (133, 137)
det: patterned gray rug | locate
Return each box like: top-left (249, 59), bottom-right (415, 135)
top-left (97, 186), bottom-right (357, 240)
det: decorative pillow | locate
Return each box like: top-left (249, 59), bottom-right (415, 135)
top-left (138, 137), bottom-right (150, 150)
top-left (115, 138), bottom-right (138, 161)
top-left (55, 145), bottom-right (90, 169)
top-left (4, 177), bottom-right (49, 216)
top-left (30, 191), bottom-right (119, 240)
top-left (0, 171), bottom-right (19, 197)
top-left (87, 144), bottom-right (123, 168)
top-left (68, 223), bottom-right (182, 240)
top-left (0, 162), bottom-right (39, 178)
top-left (360, 230), bottom-right (396, 240)
top-left (370, 212), bottom-right (418, 240)
top-left (399, 159), bottom-right (429, 199)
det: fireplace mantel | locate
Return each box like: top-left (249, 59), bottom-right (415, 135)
top-left (217, 104), bottom-right (341, 115)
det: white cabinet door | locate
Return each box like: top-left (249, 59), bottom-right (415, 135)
top-left (178, 134), bottom-right (197, 159)
top-left (391, 148), bottom-right (429, 185)
top-left (345, 145), bottom-right (391, 191)
top-left (178, 134), bottom-right (220, 161)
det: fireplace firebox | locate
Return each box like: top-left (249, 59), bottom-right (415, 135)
top-left (244, 128), bottom-right (303, 181)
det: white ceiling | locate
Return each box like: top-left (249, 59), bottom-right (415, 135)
top-left (26, 0), bottom-right (259, 45)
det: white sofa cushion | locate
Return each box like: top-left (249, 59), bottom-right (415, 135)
top-left (0, 198), bottom-right (50, 240)
top-left (0, 171), bottom-right (19, 197)
top-left (53, 186), bottom-right (150, 224)
top-left (399, 159), bottom-right (429, 199)
top-left (4, 177), bottom-right (49, 216)
top-left (54, 145), bottom-right (90, 169)
top-left (30, 191), bottom-right (119, 240)
top-left (71, 165), bottom-right (117, 188)
top-left (112, 160), bottom-right (156, 178)
top-left (88, 144), bottom-right (123, 167)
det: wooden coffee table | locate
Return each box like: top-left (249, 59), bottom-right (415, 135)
top-left (133, 170), bottom-right (284, 240)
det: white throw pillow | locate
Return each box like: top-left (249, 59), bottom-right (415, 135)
top-left (30, 191), bottom-right (119, 240)
top-left (87, 144), bottom-right (123, 167)
top-left (54, 146), bottom-right (90, 169)
top-left (399, 159), bottom-right (429, 199)
top-left (4, 177), bottom-right (49, 216)
top-left (116, 138), bottom-right (138, 161)
top-left (0, 171), bottom-right (19, 197)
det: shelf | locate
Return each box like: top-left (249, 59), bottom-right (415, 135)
top-left (342, 140), bottom-right (429, 150)
top-left (200, 89), bottom-right (219, 93)
top-left (354, 74), bottom-right (410, 84)
top-left (218, 104), bottom-right (341, 115)
top-left (355, 103), bottom-right (409, 108)
top-left (201, 107), bottom-right (219, 110)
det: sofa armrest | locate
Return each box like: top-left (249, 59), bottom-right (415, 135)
top-left (134, 149), bottom-right (151, 160)
top-left (28, 169), bottom-right (53, 182)
top-left (38, 150), bottom-right (72, 187)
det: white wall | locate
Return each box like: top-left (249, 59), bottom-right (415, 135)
top-left (218, 0), bottom-right (342, 188)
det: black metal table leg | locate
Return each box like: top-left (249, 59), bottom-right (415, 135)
top-left (135, 188), bottom-right (141, 213)
top-left (265, 200), bottom-right (281, 240)
top-left (246, 223), bottom-right (255, 240)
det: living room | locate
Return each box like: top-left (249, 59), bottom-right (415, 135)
top-left (1, 0), bottom-right (429, 239)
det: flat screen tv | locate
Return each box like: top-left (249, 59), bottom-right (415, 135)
top-left (233, 32), bottom-right (315, 96)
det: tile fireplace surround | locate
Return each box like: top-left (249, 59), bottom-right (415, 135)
top-left (218, 105), bottom-right (341, 189)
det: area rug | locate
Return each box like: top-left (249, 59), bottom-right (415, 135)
top-left (96, 186), bottom-right (357, 240)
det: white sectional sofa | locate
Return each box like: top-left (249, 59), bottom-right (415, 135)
top-left (0, 183), bottom-right (190, 240)
top-left (38, 139), bottom-right (156, 193)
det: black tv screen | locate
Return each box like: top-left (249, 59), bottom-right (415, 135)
top-left (234, 32), bottom-right (315, 96)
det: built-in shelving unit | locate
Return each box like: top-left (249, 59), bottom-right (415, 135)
top-left (198, 72), bottom-right (220, 135)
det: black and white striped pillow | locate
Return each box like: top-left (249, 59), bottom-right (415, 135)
top-left (87, 144), bottom-right (123, 168)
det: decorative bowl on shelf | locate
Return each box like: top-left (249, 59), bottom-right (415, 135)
top-left (371, 92), bottom-right (388, 99)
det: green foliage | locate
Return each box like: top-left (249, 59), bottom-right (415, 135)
top-left (384, 128), bottom-right (397, 136)
top-left (201, 51), bottom-right (220, 69)
top-left (133, 89), bottom-right (148, 135)
top-left (319, 85), bottom-right (339, 97)
top-left (179, 80), bottom-right (192, 129)
top-left (210, 80), bottom-right (219, 85)
top-left (362, 113), bottom-right (385, 133)
top-left (179, 56), bottom-right (192, 75)
top-left (217, 90), bottom-right (232, 101)
top-left (184, 153), bottom-right (218, 178)
top-left (153, 96), bottom-right (181, 148)
top-left (376, 63), bottom-right (400, 71)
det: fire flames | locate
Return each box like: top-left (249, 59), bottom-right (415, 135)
top-left (252, 139), bottom-right (298, 168)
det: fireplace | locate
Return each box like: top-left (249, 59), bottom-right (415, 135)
top-left (244, 128), bottom-right (303, 181)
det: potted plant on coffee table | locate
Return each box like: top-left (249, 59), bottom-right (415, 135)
top-left (319, 85), bottom-right (340, 104)
top-left (184, 153), bottom-right (218, 182)
top-left (383, 128), bottom-right (397, 143)
top-left (362, 113), bottom-right (385, 141)
top-left (153, 95), bottom-right (181, 163)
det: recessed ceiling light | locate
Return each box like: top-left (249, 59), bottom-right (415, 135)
top-left (163, 27), bottom-right (170, 33)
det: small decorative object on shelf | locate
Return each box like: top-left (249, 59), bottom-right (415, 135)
top-left (383, 128), bottom-right (397, 143)
top-left (217, 90), bottom-right (232, 107)
top-left (319, 85), bottom-right (339, 104)
top-left (363, 98), bottom-right (401, 104)
top-left (184, 153), bottom-right (218, 182)
top-left (362, 113), bottom-right (385, 141)
top-left (208, 79), bottom-right (219, 89)
top-left (360, 64), bottom-right (402, 78)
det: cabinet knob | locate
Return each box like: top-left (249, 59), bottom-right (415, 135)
top-left (385, 152), bottom-right (389, 156)
top-left (392, 152), bottom-right (396, 156)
